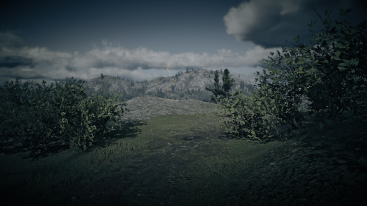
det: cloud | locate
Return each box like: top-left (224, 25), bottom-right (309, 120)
top-left (1, 0), bottom-right (366, 90)
top-left (0, 56), bottom-right (35, 68)
top-left (223, 0), bottom-right (367, 49)
top-left (0, 33), bottom-right (285, 88)
top-left (222, 0), bottom-right (367, 87)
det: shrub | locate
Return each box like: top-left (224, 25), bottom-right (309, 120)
top-left (212, 4), bottom-right (367, 142)
top-left (0, 76), bottom-right (131, 156)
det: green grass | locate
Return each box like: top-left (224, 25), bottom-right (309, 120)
top-left (0, 106), bottom-right (366, 206)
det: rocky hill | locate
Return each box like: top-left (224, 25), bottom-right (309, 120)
top-left (81, 69), bottom-right (256, 103)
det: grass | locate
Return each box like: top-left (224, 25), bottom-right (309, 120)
top-left (0, 104), bottom-right (367, 206)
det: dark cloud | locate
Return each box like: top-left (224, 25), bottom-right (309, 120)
top-left (224, 0), bottom-right (367, 50)
top-left (64, 65), bottom-right (78, 72)
top-left (92, 60), bottom-right (116, 68)
top-left (125, 62), bottom-right (151, 71)
top-left (0, 56), bottom-right (35, 68)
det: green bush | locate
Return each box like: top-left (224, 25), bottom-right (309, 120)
top-left (0, 76), bottom-right (131, 155)
top-left (212, 4), bottom-right (367, 142)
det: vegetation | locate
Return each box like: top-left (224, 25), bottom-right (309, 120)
top-left (205, 68), bottom-right (240, 105)
top-left (0, 4), bottom-right (366, 206)
top-left (0, 77), bottom-right (130, 156)
top-left (1, 96), bottom-right (366, 205)
top-left (210, 4), bottom-right (367, 142)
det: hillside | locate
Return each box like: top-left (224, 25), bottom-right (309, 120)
top-left (81, 69), bottom-right (256, 103)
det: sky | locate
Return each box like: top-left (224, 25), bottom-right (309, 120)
top-left (1, 0), bottom-right (367, 94)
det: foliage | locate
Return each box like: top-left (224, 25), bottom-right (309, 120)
top-left (0, 76), bottom-right (131, 157)
top-left (210, 4), bottom-right (367, 142)
top-left (205, 68), bottom-right (239, 105)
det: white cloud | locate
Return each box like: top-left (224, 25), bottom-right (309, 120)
top-left (0, 33), bottom-right (290, 88)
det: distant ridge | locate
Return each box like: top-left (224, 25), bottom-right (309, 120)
top-left (81, 69), bottom-right (255, 102)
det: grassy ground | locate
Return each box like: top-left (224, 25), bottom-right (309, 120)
top-left (0, 105), bottom-right (366, 206)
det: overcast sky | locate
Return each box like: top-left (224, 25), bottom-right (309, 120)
top-left (1, 0), bottom-right (366, 92)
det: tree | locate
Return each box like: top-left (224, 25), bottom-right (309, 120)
top-left (239, 81), bottom-right (247, 93)
top-left (222, 68), bottom-right (236, 99)
top-left (205, 69), bottom-right (236, 104)
top-left (205, 70), bottom-right (223, 104)
top-left (211, 4), bottom-right (367, 142)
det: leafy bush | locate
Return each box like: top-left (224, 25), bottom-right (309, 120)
top-left (211, 5), bottom-right (367, 142)
top-left (0, 76), bottom-right (131, 155)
